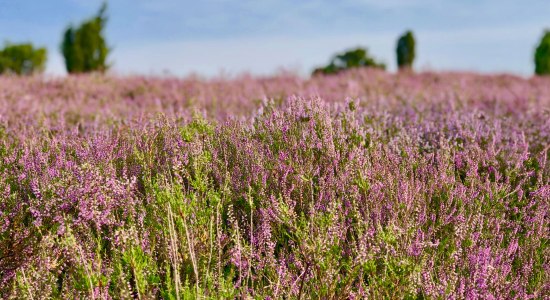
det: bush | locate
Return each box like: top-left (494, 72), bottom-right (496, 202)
top-left (313, 47), bottom-right (386, 75)
top-left (396, 30), bottom-right (416, 71)
top-left (0, 43), bottom-right (47, 75)
top-left (534, 30), bottom-right (550, 75)
top-left (61, 3), bottom-right (110, 74)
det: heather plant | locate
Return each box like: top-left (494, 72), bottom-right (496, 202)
top-left (0, 69), bottom-right (548, 299)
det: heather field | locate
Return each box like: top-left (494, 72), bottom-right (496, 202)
top-left (0, 69), bottom-right (549, 299)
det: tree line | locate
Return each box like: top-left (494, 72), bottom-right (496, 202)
top-left (1, 3), bottom-right (550, 76)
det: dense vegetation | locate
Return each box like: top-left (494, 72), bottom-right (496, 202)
top-left (0, 43), bottom-right (47, 75)
top-left (312, 48), bottom-right (386, 75)
top-left (535, 30), bottom-right (550, 76)
top-left (396, 31), bottom-right (416, 71)
top-left (0, 70), bottom-right (548, 299)
top-left (61, 3), bottom-right (110, 74)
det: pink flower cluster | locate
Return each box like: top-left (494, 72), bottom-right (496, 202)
top-left (0, 69), bottom-right (548, 298)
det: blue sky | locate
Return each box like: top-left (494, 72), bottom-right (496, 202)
top-left (0, 0), bottom-right (548, 76)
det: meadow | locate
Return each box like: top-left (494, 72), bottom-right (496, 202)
top-left (0, 69), bottom-right (548, 299)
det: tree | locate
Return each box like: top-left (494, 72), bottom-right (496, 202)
top-left (61, 2), bottom-right (110, 73)
top-left (396, 30), bottom-right (415, 71)
top-left (0, 43), bottom-right (47, 75)
top-left (313, 47), bottom-right (386, 76)
top-left (534, 30), bottom-right (550, 76)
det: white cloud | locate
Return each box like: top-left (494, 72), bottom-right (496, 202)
top-left (99, 22), bottom-right (542, 78)
top-left (347, 0), bottom-right (437, 10)
top-left (109, 33), bottom-right (395, 77)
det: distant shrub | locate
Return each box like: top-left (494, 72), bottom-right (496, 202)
top-left (534, 30), bottom-right (550, 75)
top-left (396, 30), bottom-right (416, 71)
top-left (61, 2), bottom-right (110, 74)
top-left (0, 43), bottom-right (47, 75)
top-left (313, 47), bottom-right (386, 76)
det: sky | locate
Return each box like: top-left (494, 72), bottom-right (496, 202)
top-left (0, 0), bottom-right (548, 77)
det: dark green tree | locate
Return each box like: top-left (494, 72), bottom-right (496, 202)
top-left (396, 30), bottom-right (415, 71)
top-left (61, 2), bottom-right (110, 73)
top-left (534, 30), bottom-right (550, 76)
top-left (313, 47), bottom-right (386, 76)
top-left (0, 43), bottom-right (47, 75)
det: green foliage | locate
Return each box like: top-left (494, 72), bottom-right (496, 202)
top-left (0, 43), bottom-right (47, 75)
top-left (313, 47), bottom-right (386, 75)
top-left (61, 2), bottom-right (110, 74)
top-left (534, 30), bottom-right (550, 75)
top-left (396, 30), bottom-right (416, 70)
